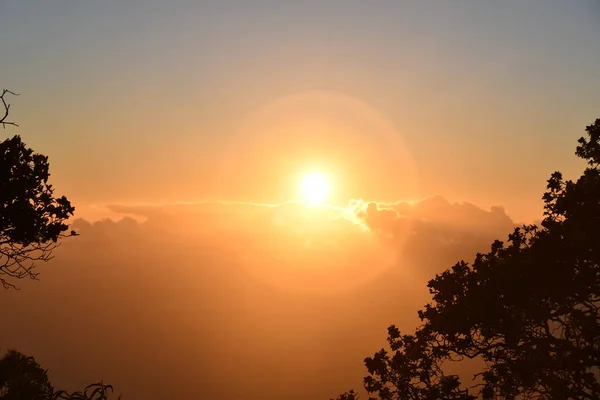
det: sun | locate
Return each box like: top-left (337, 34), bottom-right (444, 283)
top-left (298, 172), bottom-right (331, 204)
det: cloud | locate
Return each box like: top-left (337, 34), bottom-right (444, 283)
top-left (348, 195), bottom-right (513, 240)
top-left (1, 196), bottom-right (517, 400)
top-left (346, 195), bottom-right (516, 277)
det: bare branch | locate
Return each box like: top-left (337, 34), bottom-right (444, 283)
top-left (0, 231), bottom-right (77, 289)
top-left (0, 89), bottom-right (20, 129)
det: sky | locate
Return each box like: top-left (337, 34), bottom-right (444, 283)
top-left (1, 0), bottom-right (599, 221)
top-left (1, 1), bottom-right (600, 399)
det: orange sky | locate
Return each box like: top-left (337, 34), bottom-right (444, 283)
top-left (1, 2), bottom-right (600, 399)
top-left (2, 2), bottom-right (599, 223)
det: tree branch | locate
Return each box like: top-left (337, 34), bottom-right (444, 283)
top-left (0, 89), bottom-right (19, 129)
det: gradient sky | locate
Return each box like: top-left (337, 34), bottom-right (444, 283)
top-left (1, 0), bottom-right (599, 222)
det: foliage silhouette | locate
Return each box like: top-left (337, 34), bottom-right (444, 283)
top-left (0, 350), bottom-right (53, 400)
top-left (0, 89), bottom-right (76, 289)
top-left (0, 89), bottom-right (119, 398)
top-left (0, 351), bottom-right (121, 400)
top-left (334, 118), bottom-right (600, 400)
top-left (52, 382), bottom-right (121, 400)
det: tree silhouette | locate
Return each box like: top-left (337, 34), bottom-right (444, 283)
top-left (0, 89), bottom-right (119, 398)
top-left (335, 119), bottom-right (600, 400)
top-left (0, 350), bottom-right (53, 400)
top-left (0, 351), bottom-right (120, 400)
top-left (0, 89), bottom-right (76, 289)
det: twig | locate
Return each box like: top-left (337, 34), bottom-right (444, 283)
top-left (0, 89), bottom-right (20, 129)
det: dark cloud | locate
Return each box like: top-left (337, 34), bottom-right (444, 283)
top-left (1, 197), bottom-right (517, 400)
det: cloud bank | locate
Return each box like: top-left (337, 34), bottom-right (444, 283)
top-left (1, 196), bottom-right (516, 400)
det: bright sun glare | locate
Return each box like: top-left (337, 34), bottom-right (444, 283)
top-left (298, 172), bottom-right (331, 204)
